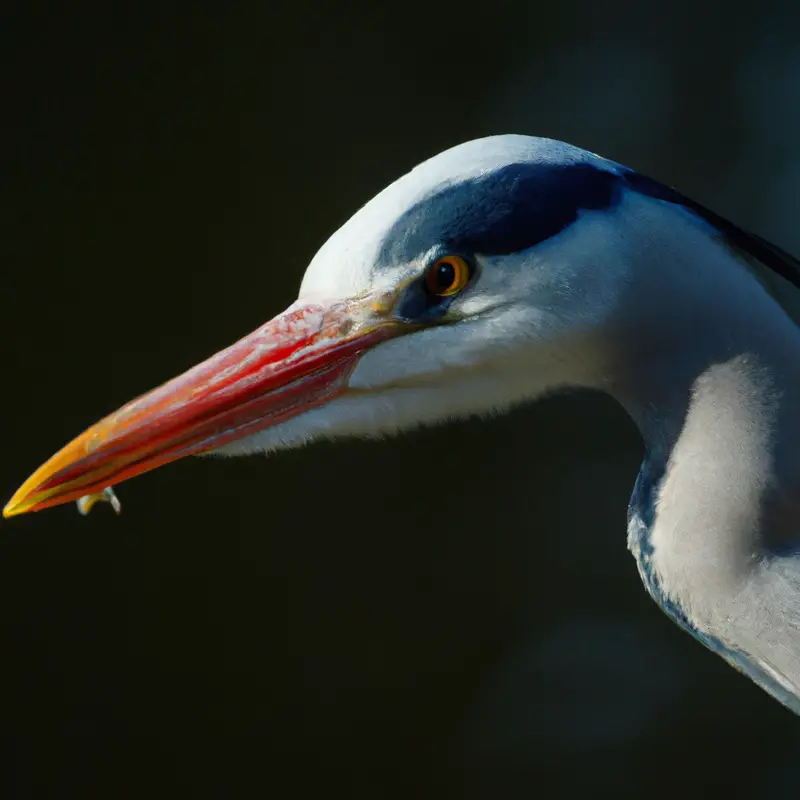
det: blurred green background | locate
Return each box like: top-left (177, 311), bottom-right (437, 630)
top-left (1, 2), bottom-right (799, 798)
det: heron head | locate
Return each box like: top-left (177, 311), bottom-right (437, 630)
top-left (5, 135), bottom-right (632, 516)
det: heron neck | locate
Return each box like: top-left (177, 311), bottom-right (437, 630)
top-left (607, 229), bottom-right (800, 609)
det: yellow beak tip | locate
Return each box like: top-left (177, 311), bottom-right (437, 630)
top-left (3, 492), bottom-right (34, 519)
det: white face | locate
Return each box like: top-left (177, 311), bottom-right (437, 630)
top-left (215, 135), bottom-right (632, 457)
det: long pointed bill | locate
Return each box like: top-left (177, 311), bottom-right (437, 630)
top-left (4, 296), bottom-right (402, 517)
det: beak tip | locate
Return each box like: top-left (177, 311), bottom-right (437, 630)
top-left (2, 486), bottom-right (36, 519)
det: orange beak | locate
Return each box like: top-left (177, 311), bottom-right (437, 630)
top-left (4, 295), bottom-right (402, 517)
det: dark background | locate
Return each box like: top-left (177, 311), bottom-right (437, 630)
top-left (1, 2), bottom-right (800, 798)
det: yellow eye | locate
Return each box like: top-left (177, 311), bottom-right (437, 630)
top-left (424, 255), bottom-right (471, 297)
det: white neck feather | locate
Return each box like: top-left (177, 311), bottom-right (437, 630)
top-left (607, 199), bottom-right (800, 699)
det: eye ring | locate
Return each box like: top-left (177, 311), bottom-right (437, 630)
top-left (424, 255), bottom-right (472, 298)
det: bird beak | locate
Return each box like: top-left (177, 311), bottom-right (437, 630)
top-left (4, 294), bottom-right (403, 517)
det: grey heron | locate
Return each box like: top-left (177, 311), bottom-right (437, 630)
top-left (6, 135), bottom-right (800, 715)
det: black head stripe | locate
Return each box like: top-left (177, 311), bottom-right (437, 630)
top-left (375, 142), bottom-right (800, 304)
top-left (377, 162), bottom-right (622, 266)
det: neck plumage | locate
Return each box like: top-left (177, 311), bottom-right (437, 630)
top-left (604, 201), bottom-right (800, 643)
top-left (595, 198), bottom-right (800, 711)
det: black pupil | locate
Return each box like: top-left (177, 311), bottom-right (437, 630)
top-left (433, 261), bottom-right (456, 292)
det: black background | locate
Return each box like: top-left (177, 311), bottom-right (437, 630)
top-left (2, 2), bottom-right (800, 798)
